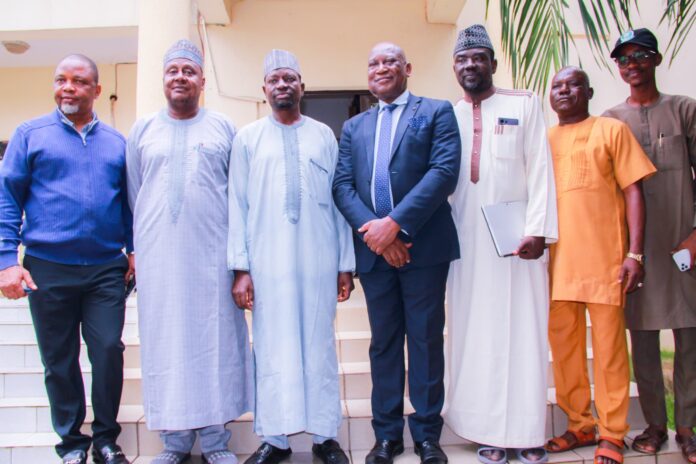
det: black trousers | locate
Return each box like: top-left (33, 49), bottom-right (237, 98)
top-left (359, 261), bottom-right (449, 443)
top-left (25, 254), bottom-right (128, 457)
top-left (630, 328), bottom-right (696, 428)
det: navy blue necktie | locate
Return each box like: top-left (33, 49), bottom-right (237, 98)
top-left (374, 104), bottom-right (397, 218)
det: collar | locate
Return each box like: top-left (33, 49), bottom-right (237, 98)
top-left (462, 85), bottom-right (496, 105)
top-left (378, 90), bottom-right (410, 110)
top-left (57, 108), bottom-right (99, 134)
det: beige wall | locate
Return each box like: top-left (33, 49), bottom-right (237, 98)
top-left (203, 0), bottom-right (461, 126)
top-left (1, 0), bottom-right (694, 139)
top-left (0, 63), bottom-right (137, 139)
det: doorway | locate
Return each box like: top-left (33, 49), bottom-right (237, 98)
top-left (300, 90), bottom-right (377, 140)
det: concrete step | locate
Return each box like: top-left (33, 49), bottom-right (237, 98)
top-left (547, 382), bottom-right (647, 436)
top-left (0, 335), bottom-right (596, 406)
top-left (0, 345), bottom-right (598, 404)
top-left (0, 321), bottom-right (140, 343)
top-left (0, 367), bottom-right (143, 404)
top-left (0, 382), bottom-right (646, 442)
top-left (0, 408), bottom-right (672, 464)
top-left (0, 359), bottom-right (386, 404)
top-left (0, 338), bottom-right (142, 370)
top-left (1, 328), bottom-right (373, 370)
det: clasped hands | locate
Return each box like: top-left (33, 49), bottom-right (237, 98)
top-left (358, 217), bottom-right (411, 268)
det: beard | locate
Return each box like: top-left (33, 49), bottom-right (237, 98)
top-left (272, 98), bottom-right (295, 110)
top-left (60, 102), bottom-right (80, 115)
top-left (270, 89), bottom-right (299, 110)
top-left (459, 73), bottom-right (493, 94)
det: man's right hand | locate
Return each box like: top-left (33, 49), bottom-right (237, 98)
top-left (382, 239), bottom-right (413, 268)
top-left (0, 265), bottom-right (37, 299)
top-left (232, 270), bottom-right (254, 310)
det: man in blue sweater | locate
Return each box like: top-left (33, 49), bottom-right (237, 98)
top-left (0, 54), bottom-right (134, 464)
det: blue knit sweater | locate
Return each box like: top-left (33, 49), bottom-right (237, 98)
top-left (0, 109), bottom-right (133, 269)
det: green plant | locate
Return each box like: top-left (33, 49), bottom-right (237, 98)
top-left (486, 0), bottom-right (694, 94)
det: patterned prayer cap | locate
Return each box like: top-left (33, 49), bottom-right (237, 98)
top-left (264, 49), bottom-right (301, 77)
top-left (454, 24), bottom-right (495, 56)
top-left (163, 39), bottom-right (204, 69)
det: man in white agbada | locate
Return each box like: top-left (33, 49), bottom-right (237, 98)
top-left (126, 39), bottom-right (253, 464)
top-left (228, 50), bottom-right (355, 464)
top-left (443, 25), bottom-right (558, 464)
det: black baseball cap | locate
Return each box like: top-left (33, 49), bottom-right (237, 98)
top-left (610, 28), bottom-right (659, 58)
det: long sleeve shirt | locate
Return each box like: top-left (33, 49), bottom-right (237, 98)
top-left (0, 109), bottom-right (133, 269)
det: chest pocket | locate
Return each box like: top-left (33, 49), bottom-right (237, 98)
top-left (654, 134), bottom-right (686, 171)
top-left (307, 157), bottom-right (331, 207)
top-left (491, 125), bottom-right (520, 160)
top-left (557, 150), bottom-right (589, 193)
top-left (194, 144), bottom-right (228, 186)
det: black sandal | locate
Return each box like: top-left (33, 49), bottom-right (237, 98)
top-left (631, 427), bottom-right (667, 454)
top-left (676, 434), bottom-right (696, 464)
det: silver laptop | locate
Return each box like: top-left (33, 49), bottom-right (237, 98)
top-left (481, 200), bottom-right (527, 257)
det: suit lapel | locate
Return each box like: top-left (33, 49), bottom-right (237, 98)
top-left (390, 94), bottom-right (421, 160)
top-left (362, 106), bottom-right (379, 177)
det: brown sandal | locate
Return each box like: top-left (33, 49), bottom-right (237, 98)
top-left (545, 428), bottom-right (597, 453)
top-left (631, 426), bottom-right (667, 454)
top-left (594, 437), bottom-right (625, 464)
top-left (676, 434), bottom-right (696, 464)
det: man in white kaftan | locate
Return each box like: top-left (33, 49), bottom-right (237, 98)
top-left (127, 40), bottom-right (252, 464)
top-left (228, 50), bottom-right (355, 464)
top-left (443, 25), bottom-right (558, 462)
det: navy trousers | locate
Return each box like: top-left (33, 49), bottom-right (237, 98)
top-left (359, 261), bottom-right (449, 443)
top-left (25, 254), bottom-right (128, 457)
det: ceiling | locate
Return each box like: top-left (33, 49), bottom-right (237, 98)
top-left (0, 27), bottom-right (138, 68)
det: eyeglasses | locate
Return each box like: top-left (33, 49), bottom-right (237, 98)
top-left (614, 50), bottom-right (656, 68)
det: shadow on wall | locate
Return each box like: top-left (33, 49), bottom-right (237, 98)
top-left (0, 141), bottom-right (6, 161)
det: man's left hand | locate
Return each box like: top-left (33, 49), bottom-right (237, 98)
top-left (674, 229), bottom-right (696, 268)
top-left (619, 257), bottom-right (644, 293)
top-left (337, 272), bottom-right (355, 302)
top-left (125, 253), bottom-right (135, 283)
top-left (358, 217), bottom-right (401, 255)
top-left (514, 236), bottom-right (545, 260)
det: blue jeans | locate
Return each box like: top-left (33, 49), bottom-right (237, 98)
top-left (264, 434), bottom-right (333, 450)
top-left (161, 424), bottom-right (230, 454)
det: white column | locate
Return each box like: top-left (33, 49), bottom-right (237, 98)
top-left (136, 0), bottom-right (196, 117)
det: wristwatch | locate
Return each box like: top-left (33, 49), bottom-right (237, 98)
top-left (626, 252), bottom-right (645, 265)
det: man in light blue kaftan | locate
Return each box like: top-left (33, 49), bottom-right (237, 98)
top-left (126, 40), bottom-right (253, 464)
top-left (228, 50), bottom-right (355, 464)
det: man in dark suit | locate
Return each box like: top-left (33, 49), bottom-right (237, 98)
top-left (333, 42), bottom-right (461, 464)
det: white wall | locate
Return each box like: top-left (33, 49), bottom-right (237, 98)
top-left (0, 0), bottom-right (137, 31)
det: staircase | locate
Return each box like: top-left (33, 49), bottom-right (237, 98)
top-left (0, 283), bottom-right (683, 463)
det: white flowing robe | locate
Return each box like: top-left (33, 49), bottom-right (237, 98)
top-left (227, 116), bottom-right (355, 438)
top-left (443, 90), bottom-right (558, 447)
top-left (127, 109), bottom-right (253, 431)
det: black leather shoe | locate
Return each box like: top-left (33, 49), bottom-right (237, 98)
top-left (414, 441), bottom-right (448, 464)
top-left (62, 450), bottom-right (87, 464)
top-left (312, 439), bottom-right (349, 464)
top-left (365, 440), bottom-right (404, 464)
top-left (243, 442), bottom-right (292, 464)
top-left (92, 443), bottom-right (130, 464)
